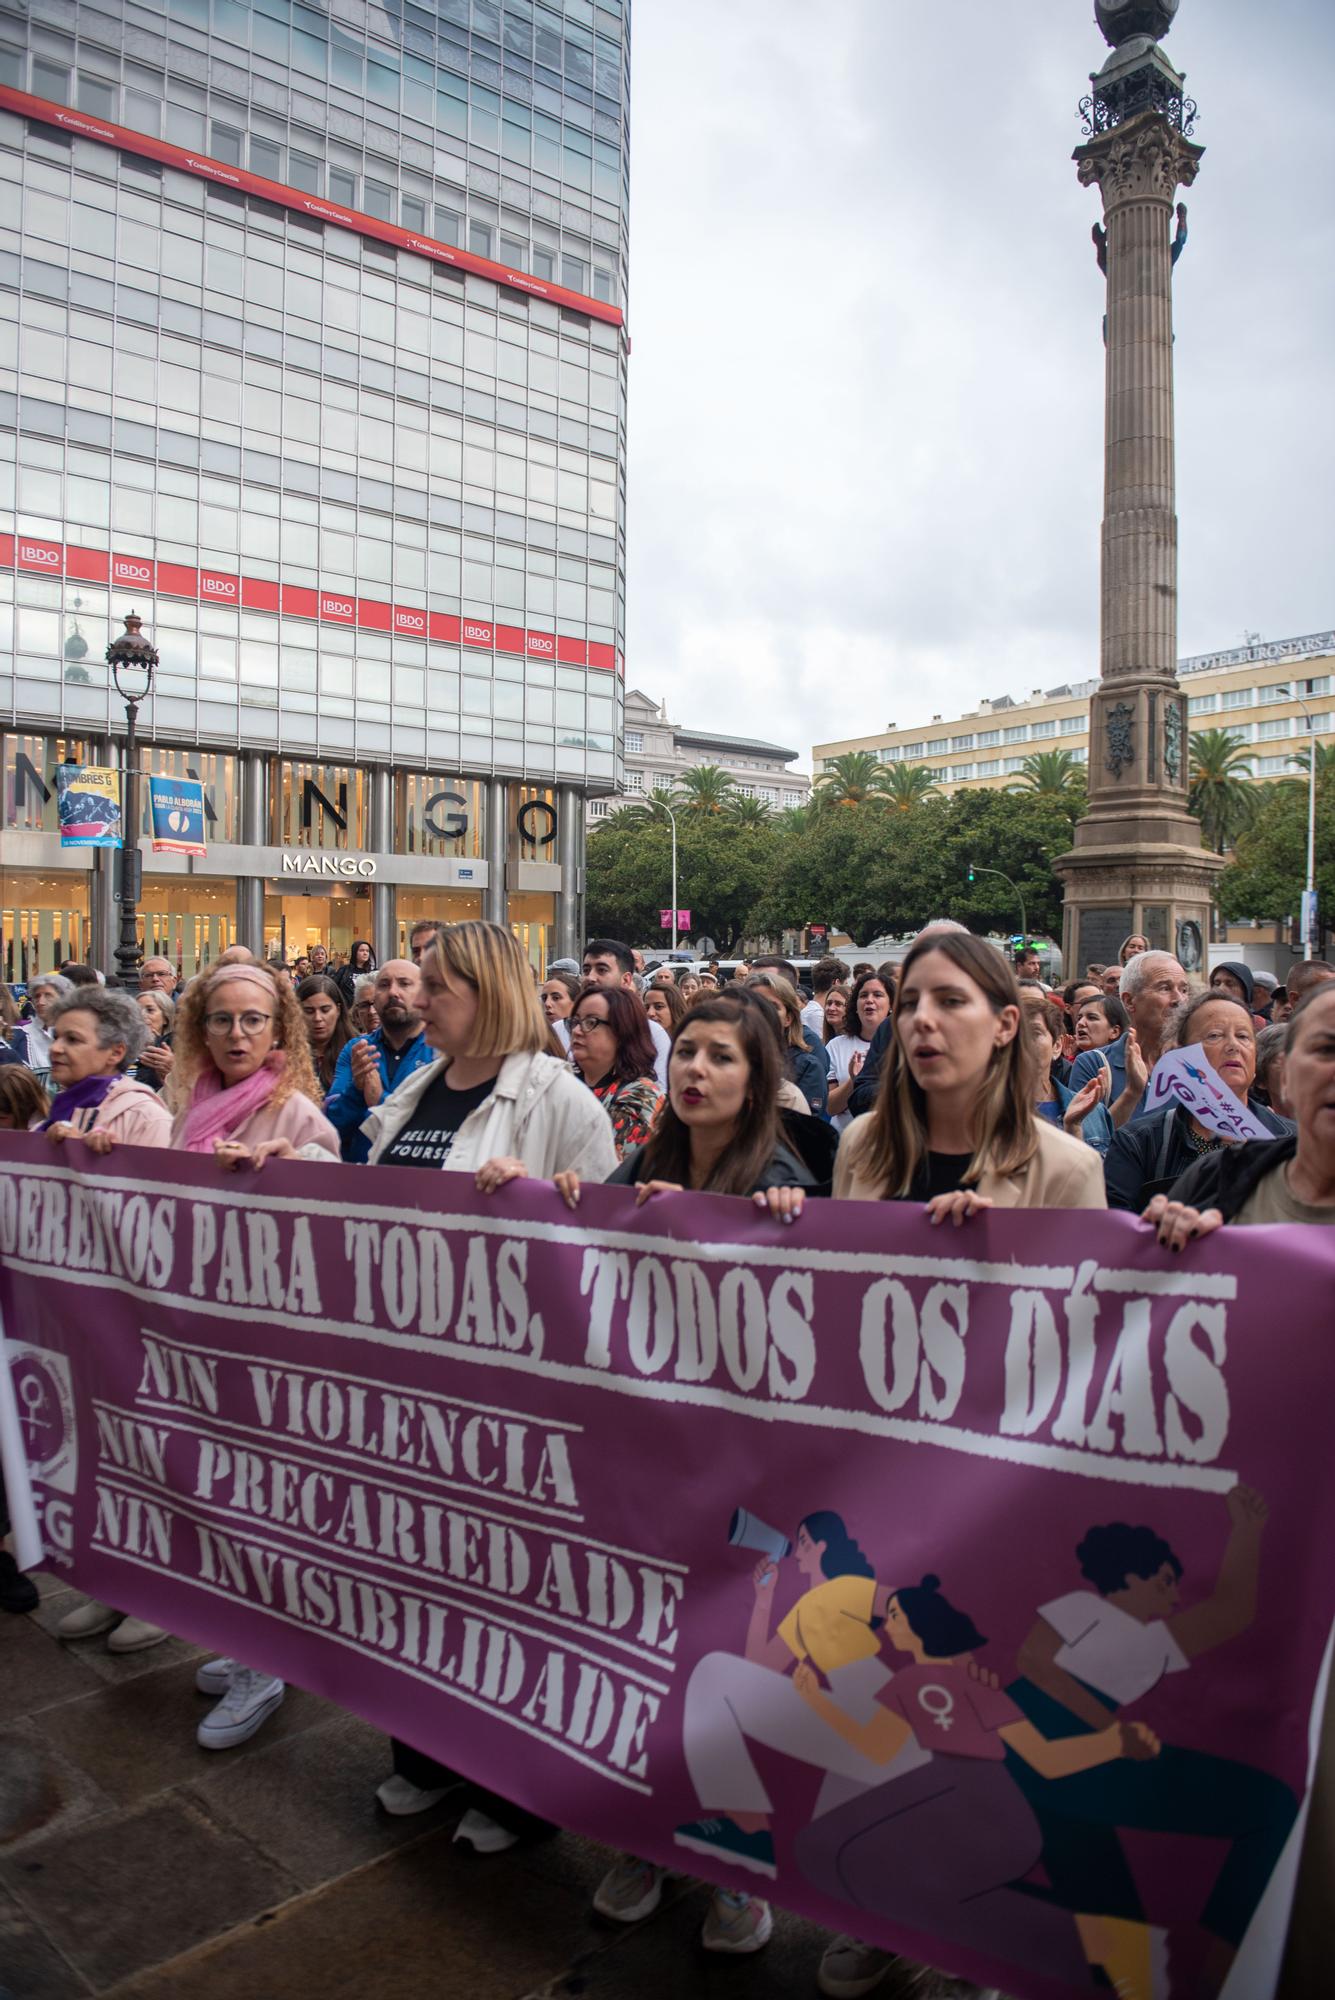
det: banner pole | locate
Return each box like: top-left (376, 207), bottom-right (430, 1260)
top-left (0, 1299), bottom-right (44, 1571)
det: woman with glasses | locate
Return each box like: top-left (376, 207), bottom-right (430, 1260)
top-left (1103, 991), bottom-right (1292, 1211)
top-left (567, 984), bottom-right (663, 1159)
top-left (169, 964), bottom-right (339, 1171)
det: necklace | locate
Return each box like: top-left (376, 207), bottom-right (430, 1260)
top-left (1184, 1124), bottom-right (1221, 1154)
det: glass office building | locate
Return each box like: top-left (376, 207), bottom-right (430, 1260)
top-left (0, 0), bottom-right (628, 977)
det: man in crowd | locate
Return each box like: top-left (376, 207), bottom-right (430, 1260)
top-left (325, 959), bottom-right (432, 1162)
top-left (802, 957), bottom-right (847, 1040)
top-left (1015, 945), bottom-right (1043, 982)
top-left (139, 956), bottom-right (178, 996)
top-left (409, 920), bottom-right (447, 965)
top-left (1067, 949), bottom-right (1189, 1129)
top-left (581, 939), bottom-right (671, 1087)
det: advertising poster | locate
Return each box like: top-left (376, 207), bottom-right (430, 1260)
top-left (148, 775), bottom-right (207, 856)
top-left (55, 764), bottom-right (122, 847)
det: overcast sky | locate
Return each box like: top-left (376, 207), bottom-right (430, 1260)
top-left (621, 0), bottom-right (1335, 772)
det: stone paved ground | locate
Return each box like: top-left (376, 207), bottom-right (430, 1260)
top-left (1, 1567), bottom-right (834, 2000)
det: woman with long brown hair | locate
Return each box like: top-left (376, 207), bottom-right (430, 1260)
top-left (835, 931), bottom-right (1104, 1218)
top-left (296, 972), bottom-right (355, 1093)
top-left (171, 963), bottom-right (339, 1168)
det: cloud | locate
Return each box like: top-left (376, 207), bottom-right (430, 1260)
top-left (623, 0), bottom-right (1335, 770)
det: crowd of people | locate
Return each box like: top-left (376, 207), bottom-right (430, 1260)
top-left (1, 918), bottom-right (1332, 2000)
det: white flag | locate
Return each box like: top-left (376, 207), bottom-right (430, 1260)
top-left (1145, 1042), bottom-right (1272, 1143)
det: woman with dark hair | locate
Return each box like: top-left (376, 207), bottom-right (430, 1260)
top-left (539, 970), bottom-right (581, 1053)
top-left (792, 1576), bottom-right (1160, 1999)
top-left (597, 1509), bottom-right (877, 1955)
top-left (745, 971), bottom-right (829, 1117)
top-left (1104, 991), bottom-right (1291, 1211)
top-left (641, 976), bottom-right (684, 1037)
top-left (0, 1065), bottom-right (49, 1129)
top-left (297, 973), bottom-right (355, 1094)
top-left (567, 983), bottom-right (662, 1159)
top-left (558, 989), bottom-right (813, 1218)
top-left (835, 931), bottom-right (1105, 1218)
top-left (824, 973), bottom-right (892, 1132)
top-left (821, 984), bottom-right (849, 1043)
top-left (335, 939), bottom-right (376, 1010)
top-left (1020, 986), bottom-right (1114, 1153)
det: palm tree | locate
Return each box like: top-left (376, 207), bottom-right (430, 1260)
top-left (673, 764), bottom-right (737, 816)
top-left (1012, 749), bottom-right (1086, 798)
top-left (1188, 728), bottom-right (1255, 854)
top-left (813, 751), bottom-right (891, 809)
top-left (1286, 739), bottom-right (1335, 780)
top-left (881, 763), bottom-right (941, 812)
top-left (724, 793), bottom-right (773, 828)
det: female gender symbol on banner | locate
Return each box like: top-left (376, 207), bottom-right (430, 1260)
top-left (916, 1684), bottom-right (956, 1732)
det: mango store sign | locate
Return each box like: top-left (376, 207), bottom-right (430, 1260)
top-left (281, 852), bottom-right (377, 879)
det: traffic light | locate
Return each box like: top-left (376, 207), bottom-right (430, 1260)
top-left (967, 863), bottom-right (976, 884)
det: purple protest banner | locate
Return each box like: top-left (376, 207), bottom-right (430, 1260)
top-left (2, 1133), bottom-right (1333, 2000)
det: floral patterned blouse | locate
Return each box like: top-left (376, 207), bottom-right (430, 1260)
top-left (590, 1074), bottom-right (664, 1161)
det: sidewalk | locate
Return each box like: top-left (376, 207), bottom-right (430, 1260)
top-left (1, 1567), bottom-right (831, 1999)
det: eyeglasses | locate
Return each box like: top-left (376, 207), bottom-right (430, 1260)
top-left (569, 1014), bottom-right (610, 1035)
top-left (203, 1010), bottom-right (275, 1038)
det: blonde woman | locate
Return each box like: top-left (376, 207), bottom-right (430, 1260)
top-left (835, 931), bottom-right (1105, 1218)
top-left (364, 920), bottom-right (615, 1851)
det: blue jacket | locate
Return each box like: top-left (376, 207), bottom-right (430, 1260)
top-left (1037, 1079), bottom-right (1115, 1157)
top-left (325, 1027), bottom-right (433, 1163)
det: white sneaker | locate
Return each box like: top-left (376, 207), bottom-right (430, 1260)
top-left (818, 1938), bottom-right (899, 1998)
top-left (376, 1773), bottom-right (451, 1816)
top-left (194, 1656), bottom-right (236, 1696)
top-left (57, 1599), bottom-right (122, 1640)
top-left (452, 1807), bottom-right (519, 1853)
top-left (106, 1616), bottom-right (170, 1654)
top-left (701, 1889), bottom-right (773, 1955)
top-left (592, 1854), bottom-right (668, 1922)
top-left (196, 1666), bottom-right (284, 1749)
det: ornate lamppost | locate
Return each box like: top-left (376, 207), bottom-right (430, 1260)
top-left (105, 612), bottom-right (158, 982)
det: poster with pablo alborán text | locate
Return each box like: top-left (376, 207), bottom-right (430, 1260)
top-left (0, 1135), bottom-right (1331, 2000)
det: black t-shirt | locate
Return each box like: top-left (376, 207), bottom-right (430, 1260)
top-left (890, 1151), bottom-right (974, 1202)
top-left (378, 1071), bottom-right (496, 1171)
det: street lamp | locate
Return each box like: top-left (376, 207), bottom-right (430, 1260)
top-left (967, 861), bottom-right (1027, 949)
top-left (105, 611), bottom-right (158, 982)
top-left (1275, 681), bottom-right (1318, 962)
top-left (657, 798), bottom-right (680, 952)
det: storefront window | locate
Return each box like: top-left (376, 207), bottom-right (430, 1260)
top-left (396, 889), bottom-right (484, 955)
top-left (3, 734), bottom-right (101, 834)
top-left (273, 762), bottom-right (369, 849)
top-left (264, 888), bottom-right (373, 963)
top-left (396, 774), bottom-right (485, 858)
top-left (507, 891), bottom-right (554, 978)
top-left (511, 784), bottom-right (559, 863)
top-left (140, 876), bottom-right (236, 978)
top-left (1, 870), bottom-right (90, 982)
top-left (139, 749), bottom-right (240, 843)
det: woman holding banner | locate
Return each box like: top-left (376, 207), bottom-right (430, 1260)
top-left (363, 920), bottom-right (614, 1852)
top-left (1103, 991), bottom-right (1292, 1212)
top-left (833, 932), bottom-right (1105, 1217)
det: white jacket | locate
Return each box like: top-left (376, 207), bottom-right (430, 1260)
top-left (363, 1048), bottom-right (618, 1181)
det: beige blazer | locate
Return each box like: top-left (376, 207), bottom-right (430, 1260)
top-left (833, 1112), bottom-right (1107, 1209)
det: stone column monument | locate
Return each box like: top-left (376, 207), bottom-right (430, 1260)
top-left (1055, 0), bottom-right (1222, 979)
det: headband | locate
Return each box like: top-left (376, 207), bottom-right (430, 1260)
top-left (202, 964), bottom-right (279, 1004)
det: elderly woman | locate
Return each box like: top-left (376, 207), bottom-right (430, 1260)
top-left (1104, 991), bottom-right (1292, 1211)
top-left (36, 987), bottom-right (172, 1152)
top-left (11, 971), bottom-right (73, 1086)
top-left (133, 986), bottom-right (175, 1092)
top-left (349, 973), bottom-right (379, 1038)
top-left (171, 963), bottom-right (339, 1168)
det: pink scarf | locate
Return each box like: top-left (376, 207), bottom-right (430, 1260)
top-left (180, 1051), bottom-right (285, 1154)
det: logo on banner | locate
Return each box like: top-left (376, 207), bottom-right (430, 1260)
top-left (19, 540), bottom-right (60, 568)
top-left (9, 1344), bottom-right (78, 1494)
top-left (200, 572), bottom-right (238, 601)
top-left (394, 609), bottom-right (426, 634)
top-left (56, 765), bottom-right (122, 847)
top-left (149, 776), bottom-right (207, 857)
top-left (113, 556), bottom-right (153, 584)
top-left (1146, 1043), bottom-right (1272, 1142)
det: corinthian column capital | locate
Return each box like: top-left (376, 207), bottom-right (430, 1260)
top-left (1075, 110), bottom-right (1204, 209)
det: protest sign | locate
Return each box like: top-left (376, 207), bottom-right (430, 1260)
top-left (148, 775), bottom-right (207, 856)
top-left (1145, 1044), bottom-right (1272, 1142)
top-left (2, 1137), bottom-right (1332, 2000)
top-left (55, 764), bottom-right (122, 847)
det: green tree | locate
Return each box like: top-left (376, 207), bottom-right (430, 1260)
top-left (1286, 739), bottom-right (1335, 780)
top-left (813, 751), bottom-right (891, 809)
top-left (881, 763), bottom-right (941, 812)
top-left (1188, 728), bottom-right (1255, 854)
top-left (1012, 749), bottom-right (1087, 799)
top-left (1218, 768), bottom-right (1334, 926)
top-left (672, 763), bottom-right (736, 816)
top-left (724, 793), bottom-right (773, 827)
top-left (586, 811), bottom-right (775, 951)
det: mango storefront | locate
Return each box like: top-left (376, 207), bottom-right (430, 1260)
top-left (0, 737), bottom-right (586, 981)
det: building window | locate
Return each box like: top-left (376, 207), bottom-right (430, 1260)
top-left (975, 759), bottom-right (1000, 776)
top-left (1003, 724), bottom-right (1028, 743)
top-left (624, 730), bottom-right (643, 753)
top-left (977, 729), bottom-right (1001, 747)
top-left (1030, 720), bottom-right (1056, 738)
top-left (927, 738), bottom-right (947, 755)
top-left (1257, 718), bottom-right (1290, 741)
top-left (624, 770), bottom-right (644, 793)
top-left (1221, 688), bottom-right (1251, 710)
top-left (1003, 757), bottom-right (1026, 772)
top-left (1060, 715), bottom-right (1084, 735)
top-left (1188, 694), bottom-right (1218, 715)
top-left (951, 734), bottom-right (974, 752)
top-left (1068, 745), bottom-right (1088, 763)
top-left (1258, 756), bottom-right (1289, 776)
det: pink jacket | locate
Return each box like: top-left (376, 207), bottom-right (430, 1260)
top-left (168, 1089), bottom-right (339, 1161)
top-left (84, 1076), bottom-right (173, 1148)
